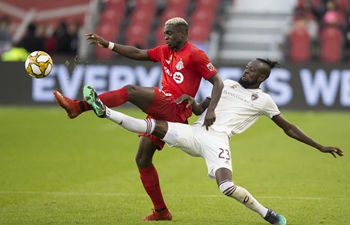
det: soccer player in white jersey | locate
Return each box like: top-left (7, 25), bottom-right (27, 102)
top-left (83, 58), bottom-right (343, 224)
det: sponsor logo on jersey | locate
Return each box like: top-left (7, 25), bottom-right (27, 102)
top-left (223, 90), bottom-right (251, 105)
top-left (163, 66), bottom-right (184, 84)
top-left (173, 72), bottom-right (184, 84)
top-left (230, 84), bottom-right (238, 89)
top-left (176, 59), bottom-right (184, 70)
top-left (206, 63), bottom-right (214, 71)
top-left (251, 93), bottom-right (259, 101)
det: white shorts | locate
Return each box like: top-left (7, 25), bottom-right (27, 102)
top-left (164, 122), bottom-right (232, 179)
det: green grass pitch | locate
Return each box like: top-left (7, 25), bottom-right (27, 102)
top-left (0, 107), bottom-right (349, 225)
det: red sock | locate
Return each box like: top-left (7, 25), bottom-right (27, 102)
top-left (139, 164), bottom-right (167, 210)
top-left (80, 87), bottom-right (129, 111)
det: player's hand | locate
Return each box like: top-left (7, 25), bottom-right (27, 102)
top-left (319, 146), bottom-right (344, 158)
top-left (176, 94), bottom-right (194, 108)
top-left (85, 33), bottom-right (109, 48)
top-left (203, 109), bottom-right (216, 130)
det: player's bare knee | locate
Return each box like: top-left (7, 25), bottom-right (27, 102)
top-left (135, 155), bottom-right (152, 168)
top-left (218, 180), bottom-right (236, 197)
top-left (152, 121), bottom-right (168, 139)
top-left (135, 149), bottom-right (154, 168)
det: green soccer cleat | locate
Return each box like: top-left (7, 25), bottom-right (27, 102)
top-left (83, 85), bottom-right (106, 118)
top-left (264, 208), bottom-right (287, 225)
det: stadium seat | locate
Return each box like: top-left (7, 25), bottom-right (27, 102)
top-left (123, 0), bottom-right (156, 48)
top-left (131, 0), bottom-right (156, 17)
top-left (95, 22), bottom-right (119, 59)
top-left (195, 0), bottom-right (220, 9)
top-left (100, 7), bottom-right (124, 23)
top-left (188, 21), bottom-right (211, 43)
top-left (137, 0), bottom-right (155, 6)
top-left (320, 26), bottom-right (343, 63)
top-left (95, 0), bottom-right (127, 59)
top-left (125, 24), bottom-right (148, 48)
top-left (190, 7), bottom-right (215, 25)
top-left (129, 6), bottom-right (155, 27)
top-left (106, 0), bottom-right (126, 7)
top-left (160, 7), bottom-right (186, 25)
top-left (167, 0), bottom-right (190, 9)
top-left (288, 26), bottom-right (311, 63)
top-left (155, 25), bottom-right (165, 46)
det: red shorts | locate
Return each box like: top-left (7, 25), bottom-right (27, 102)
top-left (139, 87), bottom-right (192, 150)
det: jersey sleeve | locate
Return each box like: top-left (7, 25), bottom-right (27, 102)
top-left (147, 45), bottom-right (165, 62)
top-left (262, 95), bottom-right (280, 118)
top-left (191, 50), bottom-right (217, 79)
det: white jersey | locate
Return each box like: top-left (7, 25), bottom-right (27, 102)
top-left (193, 79), bottom-right (280, 137)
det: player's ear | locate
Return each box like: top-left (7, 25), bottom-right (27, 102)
top-left (181, 28), bottom-right (187, 37)
top-left (180, 30), bottom-right (185, 37)
top-left (259, 74), bottom-right (267, 82)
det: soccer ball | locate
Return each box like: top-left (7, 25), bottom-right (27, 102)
top-left (25, 51), bottom-right (53, 78)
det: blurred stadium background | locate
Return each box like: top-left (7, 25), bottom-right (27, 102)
top-left (1, 0), bottom-right (349, 63)
top-left (0, 0), bottom-right (349, 110)
top-left (1, 1), bottom-right (349, 224)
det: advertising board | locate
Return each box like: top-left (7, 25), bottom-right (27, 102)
top-left (1, 61), bottom-right (349, 110)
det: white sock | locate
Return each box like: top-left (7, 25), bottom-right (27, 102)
top-left (105, 107), bottom-right (155, 134)
top-left (219, 181), bottom-right (268, 217)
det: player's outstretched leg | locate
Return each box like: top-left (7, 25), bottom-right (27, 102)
top-left (83, 85), bottom-right (106, 118)
top-left (54, 90), bottom-right (82, 119)
top-left (218, 177), bottom-right (287, 225)
top-left (264, 208), bottom-right (287, 225)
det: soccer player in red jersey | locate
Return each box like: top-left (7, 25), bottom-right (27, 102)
top-left (54, 17), bottom-right (224, 220)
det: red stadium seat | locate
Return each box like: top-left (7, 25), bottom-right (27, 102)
top-left (95, 22), bottom-right (119, 59)
top-left (190, 7), bottom-right (215, 25)
top-left (95, 0), bottom-right (127, 59)
top-left (102, 0), bottom-right (126, 20)
top-left (155, 25), bottom-right (165, 46)
top-left (320, 26), bottom-right (343, 63)
top-left (125, 0), bottom-right (157, 48)
top-left (136, 0), bottom-right (155, 7)
top-left (188, 21), bottom-right (211, 43)
top-left (129, 7), bottom-right (155, 27)
top-left (167, 0), bottom-right (190, 8)
top-left (196, 0), bottom-right (220, 9)
top-left (125, 24), bottom-right (149, 48)
top-left (100, 7), bottom-right (125, 22)
top-left (160, 7), bottom-right (186, 25)
top-left (106, 0), bottom-right (126, 7)
top-left (288, 26), bottom-right (311, 63)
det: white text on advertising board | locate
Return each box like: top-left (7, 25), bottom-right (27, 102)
top-left (32, 64), bottom-right (350, 107)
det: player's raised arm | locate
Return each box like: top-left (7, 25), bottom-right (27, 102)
top-left (272, 114), bottom-right (344, 158)
top-left (85, 33), bottom-right (149, 61)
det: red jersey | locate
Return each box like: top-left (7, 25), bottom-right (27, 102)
top-left (147, 41), bottom-right (217, 99)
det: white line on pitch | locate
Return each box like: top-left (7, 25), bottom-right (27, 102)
top-left (0, 191), bottom-right (349, 200)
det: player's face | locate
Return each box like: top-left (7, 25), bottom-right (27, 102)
top-left (163, 25), bottom-right (184, 50)
top-left (238, 60), bottom-right (262, 88)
